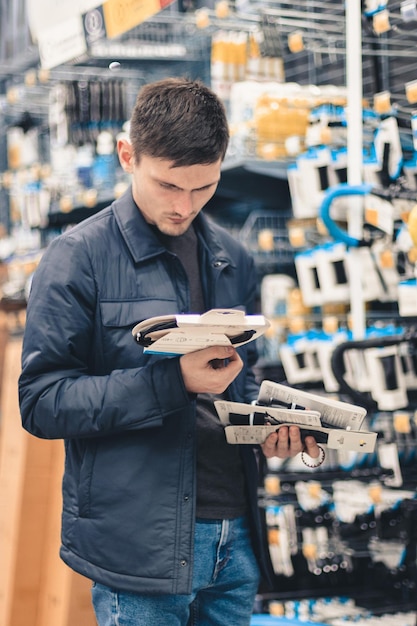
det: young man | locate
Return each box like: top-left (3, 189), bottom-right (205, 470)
top-left (19, 77), bottom-right (319, 626)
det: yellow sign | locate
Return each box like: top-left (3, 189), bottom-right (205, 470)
top-left (102, 0), bottom-right (171, 39)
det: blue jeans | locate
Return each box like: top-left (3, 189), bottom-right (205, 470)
top-left (92, 516), bottom-right (260, 626)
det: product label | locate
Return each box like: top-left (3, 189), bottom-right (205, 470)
top-left (102, 0), bottom-right (174, 39)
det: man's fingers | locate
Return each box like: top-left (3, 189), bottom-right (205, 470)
top-left (303, 435), bottom-right (321, 459)
top-left (261, 427), bottom-right (320, 460)
top-left (202, 345), bottom-right (238, 361)
top-left (180, 345), bottom-right (243, 394)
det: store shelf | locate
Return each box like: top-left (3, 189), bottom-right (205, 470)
top-left (223, 156), bottom-right (293, 180)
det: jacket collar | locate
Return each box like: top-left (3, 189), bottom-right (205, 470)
top-left (112, 186), bottom-right (235, 267)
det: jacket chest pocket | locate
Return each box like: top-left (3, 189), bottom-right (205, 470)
top-left (99, 299), bottom-right (180, 370)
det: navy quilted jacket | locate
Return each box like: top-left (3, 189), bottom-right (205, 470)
top-left (19, 188), bottom-right (272, 593)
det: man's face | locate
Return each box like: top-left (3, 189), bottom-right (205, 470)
top-left (118, 140), bottom-right (222, 236)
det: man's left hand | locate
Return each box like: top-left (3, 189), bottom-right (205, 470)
top-left (261, 426), bottom-right (320, 459)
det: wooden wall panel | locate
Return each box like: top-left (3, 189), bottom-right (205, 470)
top-left (0, 335), bottom-right (96, 626)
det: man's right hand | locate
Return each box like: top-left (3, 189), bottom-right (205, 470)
top-left (180, 345), bottom-right (243, 394)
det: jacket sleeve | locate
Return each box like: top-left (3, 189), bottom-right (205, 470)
top-left (18, 235), bottom-right (192, 440)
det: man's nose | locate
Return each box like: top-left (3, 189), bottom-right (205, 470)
top-left (174, 192), bottom-right (194, 216)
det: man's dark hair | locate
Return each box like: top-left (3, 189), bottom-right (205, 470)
top-left (129, 77), bottom-right (229, 166)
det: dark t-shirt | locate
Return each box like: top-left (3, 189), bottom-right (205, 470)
top-left (159, 225), bottom-right (247, 519)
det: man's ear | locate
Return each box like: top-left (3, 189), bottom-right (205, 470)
top-left (117, 138), bottom-right (134, 173)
